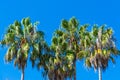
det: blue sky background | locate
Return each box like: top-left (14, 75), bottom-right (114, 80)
top-left (0, 0), bottom-right (120, 80)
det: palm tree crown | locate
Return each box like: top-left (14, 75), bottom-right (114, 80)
top-left (84, 25), bottom-right (119, 80)
top-left (0, 17), bottom-right (46, 80)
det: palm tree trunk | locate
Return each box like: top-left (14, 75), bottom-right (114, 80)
top-left (21, 68), bottom-right (24, 80)
top-left (98, 66), bottom-right (102, 80)
top-left (73, 60), bottom-right (76, 80)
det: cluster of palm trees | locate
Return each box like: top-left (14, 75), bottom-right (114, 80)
top-left (0, 17), bottom-right (119, 80)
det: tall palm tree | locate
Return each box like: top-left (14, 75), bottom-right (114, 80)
top-left (46, 17), bottom-right (83, 80)
top-left (0, 17), bottom-right (45, 80)
top-left (84, 25), bottom-right (119, 80)
top-left (61, 17), bottom-right (81, 80)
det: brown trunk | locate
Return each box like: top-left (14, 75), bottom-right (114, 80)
top-left (73, 55), bottom-right (76, 80)
top-left (73, 61), bottom-right (76, 80)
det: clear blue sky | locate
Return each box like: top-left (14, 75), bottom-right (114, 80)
top-left (0, 0), bottom-right (120, 80)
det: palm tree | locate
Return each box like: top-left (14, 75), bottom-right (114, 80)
top-left (0, 17), bottom-right (45, 80)
top-left (46, 17), bottom-right (83, 80)
top-left (84, 25), bottom-right (119, 80)
top-left (61, 17), bottom-right (81, 80)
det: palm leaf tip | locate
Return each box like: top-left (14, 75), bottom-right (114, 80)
top-left (69, 17), bottom-right (79, 28)
top-left (61, 19), bottom-right (68, 29)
